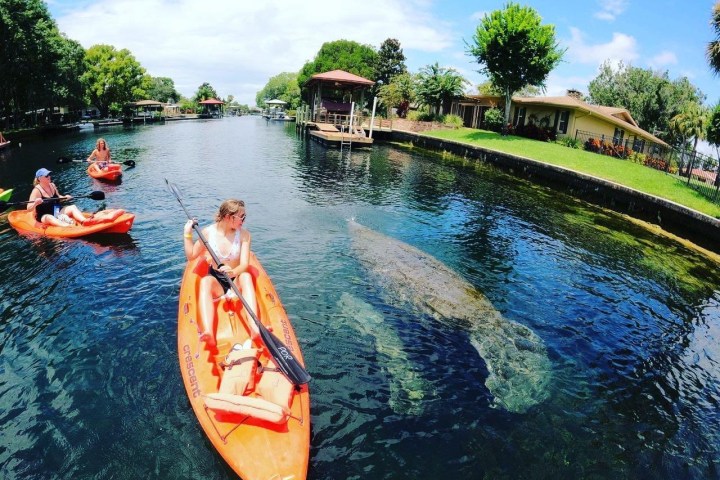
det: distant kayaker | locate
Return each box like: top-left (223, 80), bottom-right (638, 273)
top-left (87, 137), bottom-right (111, 169)
top-left (28, 168), bottom-right (124, 227)
top-left (183, 199), bottom-right (256, 347)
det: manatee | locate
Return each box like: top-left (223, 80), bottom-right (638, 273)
top-left (338, 292), bottom-right (435, 415)
top-left (348, 220), bottom-right (551, 413)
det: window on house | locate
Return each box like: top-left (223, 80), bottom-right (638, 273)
top-left (558, 111), bottom-right (569, 134)
top-left (513, 107), bottom-right (526, 126)
top-left (613, 127), bottom-right (624, 145)
top-left (632, 137), bottom-right (645, 153)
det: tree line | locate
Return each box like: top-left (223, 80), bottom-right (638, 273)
top-left (258, 2), bottom-right (720, 159)
top-left (0, 0), bottom-right (245, 130)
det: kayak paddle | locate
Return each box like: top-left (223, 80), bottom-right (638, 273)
top-left (166, 178), bottom-right (311, 386)
top-left (0, 190), bottom-right (106, 213)
top-left (57, 156), bottom-right (136, 167)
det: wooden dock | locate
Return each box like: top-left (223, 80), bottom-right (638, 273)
top-left (306, 122), bottom-right (374, 148)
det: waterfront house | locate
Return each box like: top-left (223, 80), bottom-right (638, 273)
top-left (451, 91), bottom-right (669, 157)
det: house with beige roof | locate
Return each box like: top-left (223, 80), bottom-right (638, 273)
top-left (450, 91), bottom-right (670, 158)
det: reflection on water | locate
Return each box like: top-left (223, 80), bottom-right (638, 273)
top-left (0, 118), bottom-right (718, 479)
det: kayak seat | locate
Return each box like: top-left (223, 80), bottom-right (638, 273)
top-left (218, 347), bottom-right (259, 395)
top-left (256, 359), bottom-right (295, 410)
top-left (204, 350), bottom-right (293, 424)
top-left (193, 257), bottom-right (210, 277)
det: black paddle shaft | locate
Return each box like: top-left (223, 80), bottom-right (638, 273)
top-left (167, 179), bottom-right (310, 386)
top-left (0, 191), bottom-right (105, 213)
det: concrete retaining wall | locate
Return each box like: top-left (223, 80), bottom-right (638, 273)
top-left (383, 130), bottom-right (720, 253)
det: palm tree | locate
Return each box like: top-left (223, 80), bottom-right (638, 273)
top-left (670, 101), bottom-right (709, 175)
top-left (708, 2), bottom-right (720, 74)
top-left (415, 63), bottom-right (468, 117)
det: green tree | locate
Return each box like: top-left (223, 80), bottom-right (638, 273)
top-left (0, 0), bottom-right (86, 127)
top-left (374, 38), bottom-right (407, 87)
top-left (297, 39), bottom-right (378, 88)
top-left (707, 2), bottom-right (720, 75)
top-left (147, 76), bottom-right (180, 103)
top-left (670, 102), bottom-right (709, 151)
top-left (467, 2), bottom-right (564, 130)
top-left (588, 61), bottom-right (705, 145)
top-left (193, 82), bottom-right (219, 102)
top-left (706, 103), bottom-right (720, 159)
top-left (476, 80), bottom-right (540, 97)
top-left (80, 44), bottom-right (147, 117)
top-left (378, 72), bottom-right (416, 118)
top-left (255, 72), bottom-right (301, 109)
top-left (415, 63), bottom-right (468, 116)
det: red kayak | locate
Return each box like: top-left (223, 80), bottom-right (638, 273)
top-left (87, 162), bottom-right (122, 181)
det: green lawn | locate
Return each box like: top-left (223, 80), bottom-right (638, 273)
top-left (423, 128), bottom-right (720, 218)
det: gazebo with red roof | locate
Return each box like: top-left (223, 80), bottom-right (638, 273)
top-left (303, 70), bottom-right (374, 122)
top-left (199, 98), bottom-right (225, 118)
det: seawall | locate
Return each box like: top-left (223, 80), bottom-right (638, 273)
top-left (381, 130), bottom-right (720, 254)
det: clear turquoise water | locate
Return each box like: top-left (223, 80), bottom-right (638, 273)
top-left (0, 117), bottom-right (718, 479)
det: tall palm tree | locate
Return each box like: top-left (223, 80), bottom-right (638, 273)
top-left (707, 2), bottom-right (720, 74)
top-left (416, 63), bottom-right (468, 116)
top-left (670, 101), bottom-right (709, 174)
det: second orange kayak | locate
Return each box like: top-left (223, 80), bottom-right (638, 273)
top-left (87, 162), bottom-right (122, 181)
top-left (8, 209), bottom-right (135, 237)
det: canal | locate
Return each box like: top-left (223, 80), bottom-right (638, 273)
top-left (0, 117), bottom-right (718, 479)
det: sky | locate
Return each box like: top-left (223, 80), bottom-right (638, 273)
top-left (47, 0), bottom-right (720, 110)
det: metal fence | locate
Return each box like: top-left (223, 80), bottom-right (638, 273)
top-left (573, 129), bottom-right (720, 205)
top-left (671, 149), bottom-right (720, 203)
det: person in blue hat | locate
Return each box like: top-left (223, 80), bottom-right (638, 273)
top-left (27, 168), bottom-right (123, 227)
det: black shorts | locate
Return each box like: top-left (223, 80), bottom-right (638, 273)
top-left (208, 266), bottom-right (233, 292)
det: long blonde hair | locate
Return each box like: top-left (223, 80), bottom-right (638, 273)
top-left (214, 199), bottom-right (245, 222)
top-left (96, 138), bottom-right (108, 150)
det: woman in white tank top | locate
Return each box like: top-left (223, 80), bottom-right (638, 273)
top-left (183, 199), bottom-right (255, 347)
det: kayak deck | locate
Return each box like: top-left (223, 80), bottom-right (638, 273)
top-left (178, 255), bottom-right (310, 480)
top-left (8, 209), bottom-right (135, 237)
top-left (87, 162), bottom-right (122, 181)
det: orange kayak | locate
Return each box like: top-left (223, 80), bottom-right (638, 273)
top-left (178, 255), bottom-right (311, 480)
top-left (87, 162), bottom-right (122, 181)
top-left (8, 210), bottom-right (135, 237)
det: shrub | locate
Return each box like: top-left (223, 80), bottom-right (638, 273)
top-left (628, 151), bottom-right (646, 164)
top-left (407, 110), bottom-right (436, 122)
top-left (442, 114), bottom-right (463, 129)
top-left (515, 123), bottom-right (557, 142)
top-left (482, 108), bottom-right (504, 132)
top-left (557, 137), bottom-right (580, 149)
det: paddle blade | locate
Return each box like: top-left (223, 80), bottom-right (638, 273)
top-left (259, 325), bottom-right (312, 385)
top-left (123, 160), bottom-right (136, 167)
top-left (88, 191), bottom-right (106, 200)
top-left (57, 156), bottom-right (72, 164)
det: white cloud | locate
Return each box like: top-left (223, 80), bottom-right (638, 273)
top-left (593, 0), bottom-right (628, 21)
top-left (470, 10), bottom-right (488, 21)
top-left (55, 0), bottom-right (453, 105)
top-left (647, 51), bottom-right (678, 69)
top-left (541, 71), bottom-right (596, 97)
top-left (565, 27), bottom-right (639, 66)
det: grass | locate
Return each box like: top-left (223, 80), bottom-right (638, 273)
top-left (423, 128), bottom-right (720, 218)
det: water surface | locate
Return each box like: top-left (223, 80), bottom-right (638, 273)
top-left (0, 118), bottom-right (718, 479)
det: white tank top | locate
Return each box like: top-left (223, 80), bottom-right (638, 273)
top-left (208, 225), bottom-right (241, 261)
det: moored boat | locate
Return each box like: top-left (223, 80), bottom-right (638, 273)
top-left (87, 162), bottom-right (122, 181)
top-left (177, 254), bottom-right (310, 480)
top-left (8, 209), bottom-right (134, 237)
top-left (0, 188), bottom-right (12, 202)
